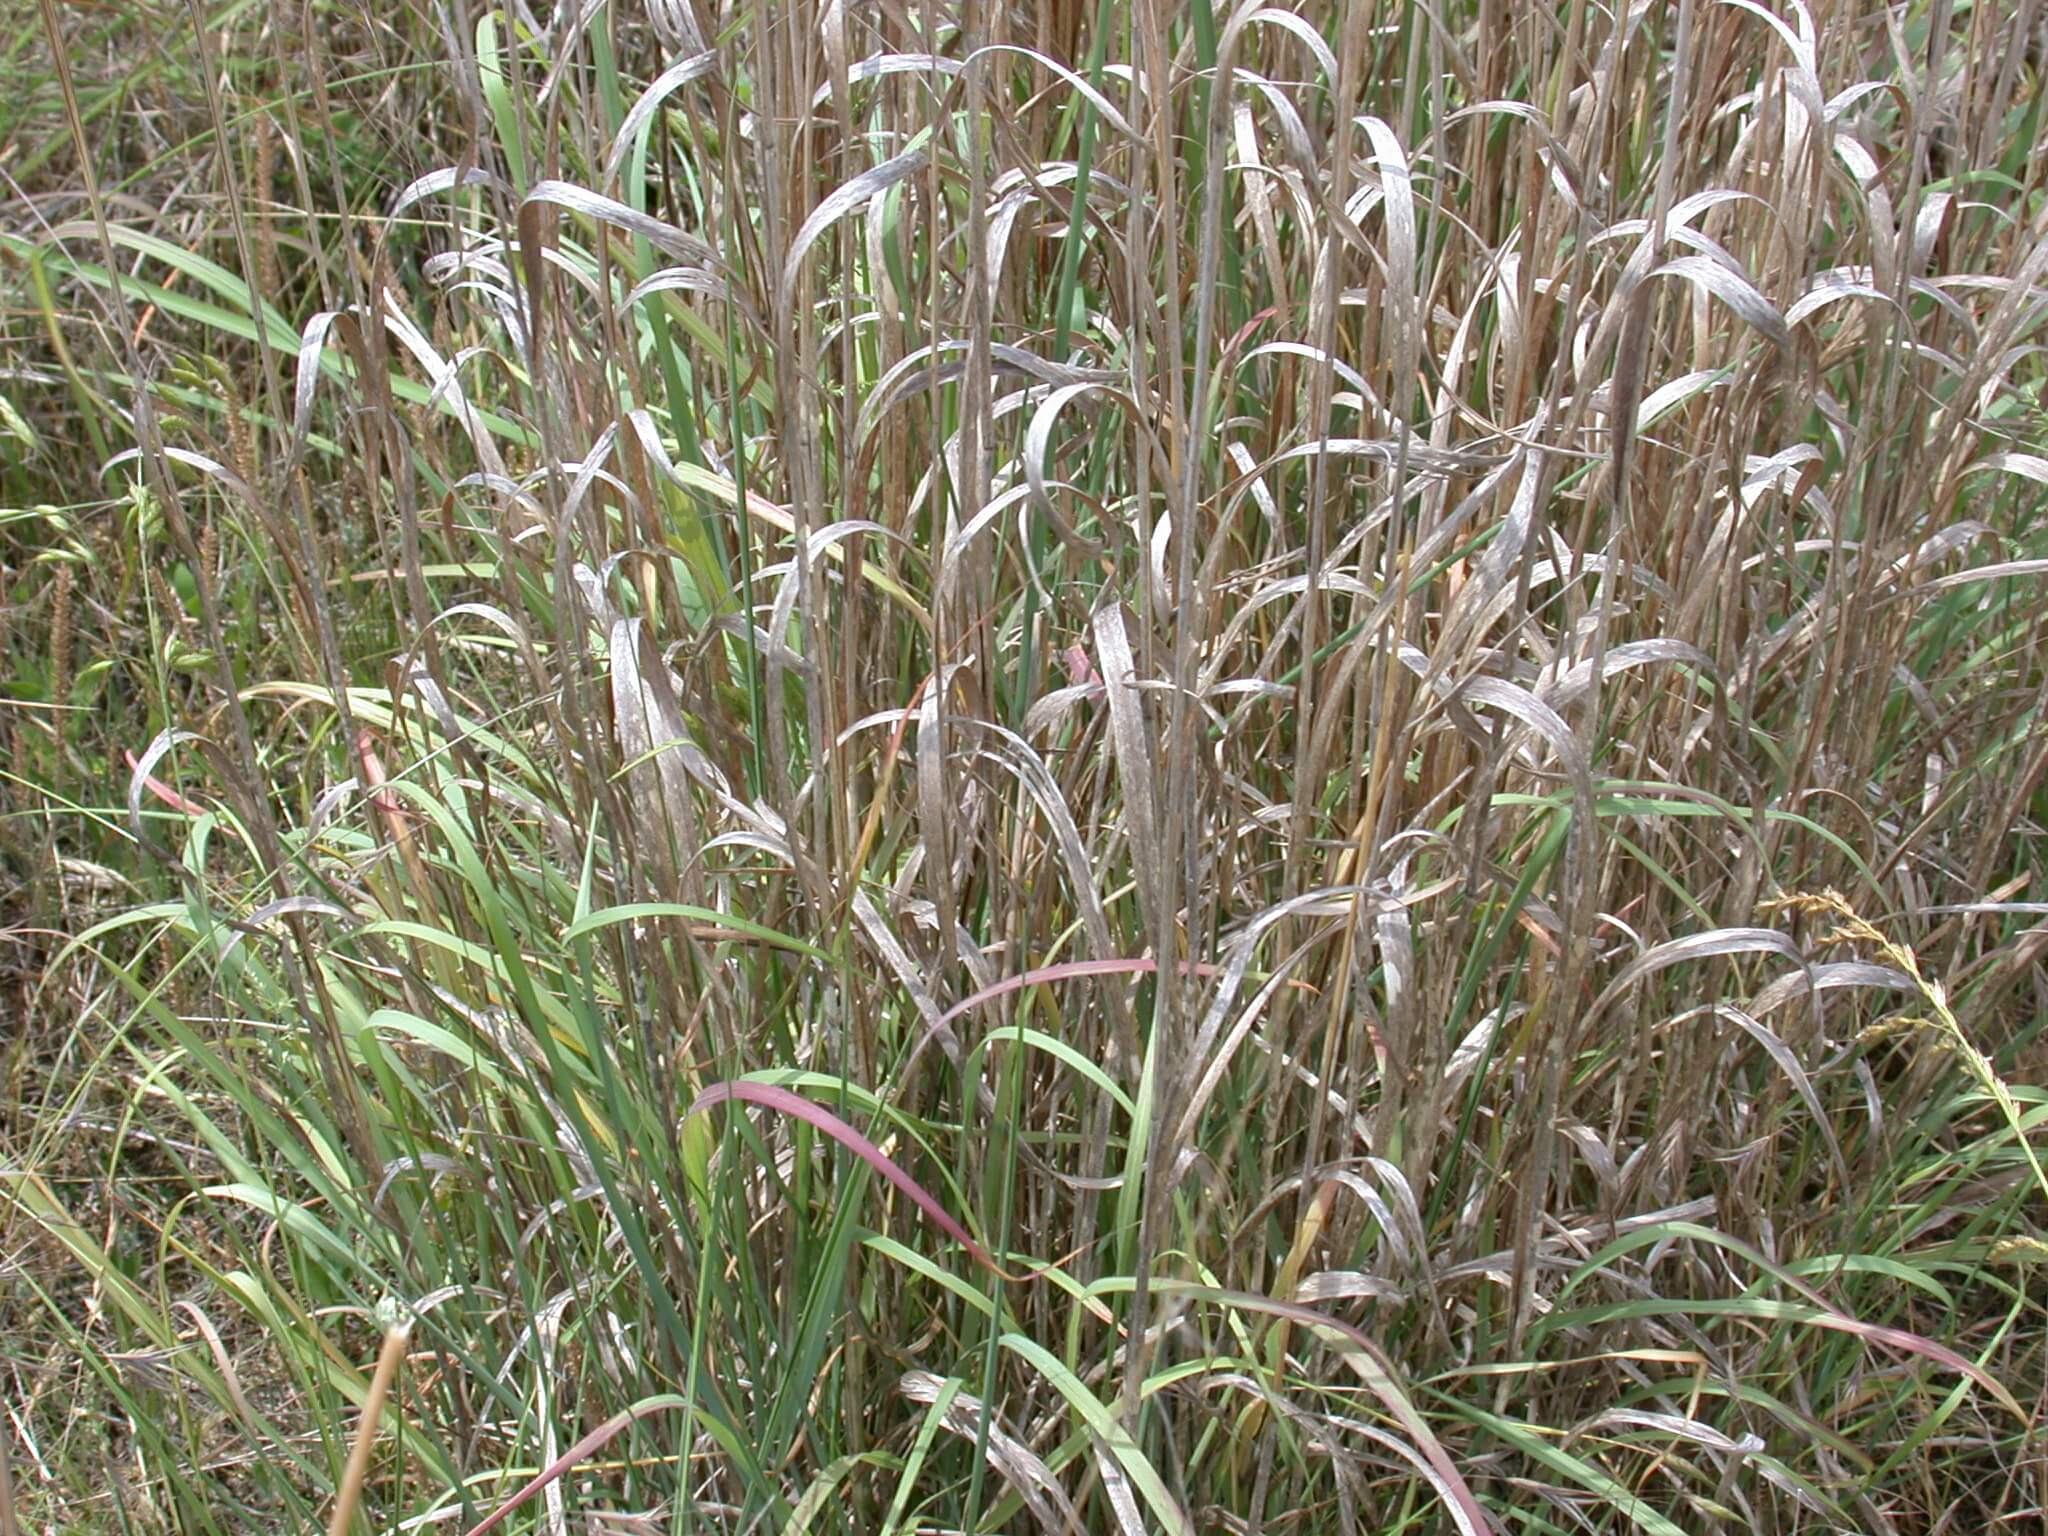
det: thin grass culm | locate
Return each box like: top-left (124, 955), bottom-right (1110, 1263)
top-left (324, 1313), bottom-right (411, 1536)
top-left (4, 0), bottom-right (2048, 1531)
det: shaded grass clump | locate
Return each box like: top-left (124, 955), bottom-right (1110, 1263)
top-left (4, 0), bottom-right (2048, 1530)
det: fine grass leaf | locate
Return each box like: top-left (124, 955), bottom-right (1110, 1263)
top-left (776, 144), bottom-right (930, 317)
top-left (684, 1080), bottom-right (998, 1272)
top-left (995, 1333), bottom-right (1193, 1536)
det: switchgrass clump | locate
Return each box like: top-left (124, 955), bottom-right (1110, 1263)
top-left (4, 0), bottom-right (2048, 1531)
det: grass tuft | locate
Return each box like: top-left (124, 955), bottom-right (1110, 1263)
top-left (4, 0), bottom-right (2047, 1530)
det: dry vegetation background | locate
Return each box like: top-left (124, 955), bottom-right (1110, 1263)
top-left (3, 0), bottom-right (2048, 1530)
